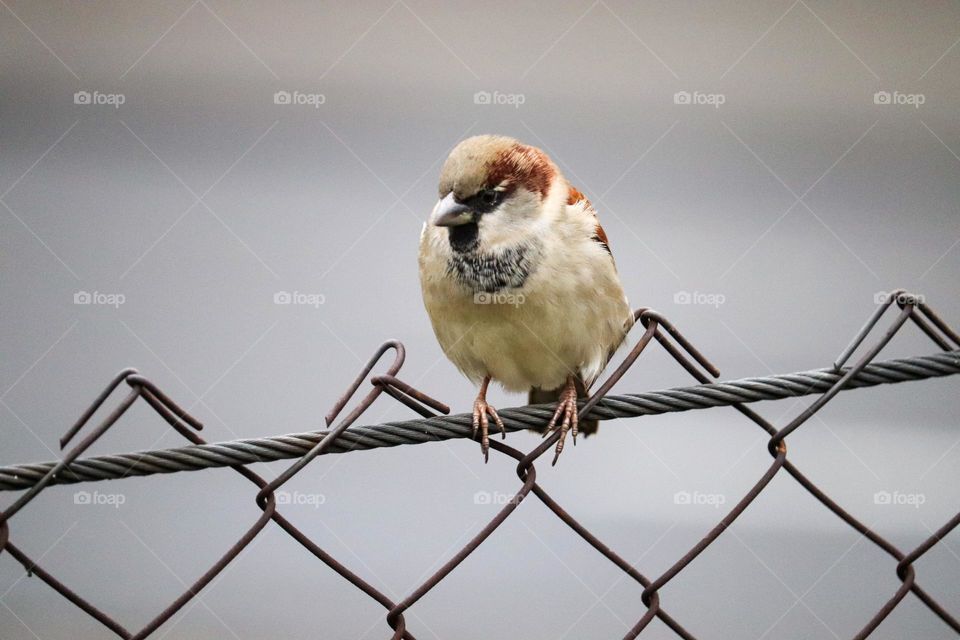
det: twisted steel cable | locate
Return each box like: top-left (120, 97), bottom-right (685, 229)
top-left (1, 350), bottom-right (957, 492)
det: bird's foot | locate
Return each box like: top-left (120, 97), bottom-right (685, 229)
top-left (473, 383), bottom-right (505, 463)
top-left (543, 378), bottom-right (579, 465)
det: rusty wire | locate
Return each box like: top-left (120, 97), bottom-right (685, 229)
top-left (2, 351), bottom-right (957, 491)
top-left (0, 290), bottom-right (958, 639)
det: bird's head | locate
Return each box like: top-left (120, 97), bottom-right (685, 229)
top-left (431, 135), bottom-right (560, 252)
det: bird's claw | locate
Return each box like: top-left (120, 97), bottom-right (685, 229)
top-left (473, 397), bottom-right (505, 463)
top-left (544, 381), bottom-right (579, 465)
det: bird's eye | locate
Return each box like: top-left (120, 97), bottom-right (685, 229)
top-left (480, 190), bottom-right (500, 207)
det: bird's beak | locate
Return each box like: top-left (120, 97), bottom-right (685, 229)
top-left (431, 192), bottom-right (474, 227)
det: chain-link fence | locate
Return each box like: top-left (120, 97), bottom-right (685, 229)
top-left (1, 290), bottom-right (958, 639)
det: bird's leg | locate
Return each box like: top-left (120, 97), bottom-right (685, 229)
top-left (472, 376), bottom-right (506, 462)
top-left (543, 376), bottom-right (579, 464)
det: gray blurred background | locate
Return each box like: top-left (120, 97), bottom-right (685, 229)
top-left (1, 1), bottom-right (959, 638)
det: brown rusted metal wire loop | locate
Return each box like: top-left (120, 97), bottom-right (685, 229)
top-left (770, 301), bottom-right (915, 454)
top-left (385, 438), bottom-right (538, 639)
top-left (371, 374), bottom-right (452, 418)
top-left (616, 310), bottom-right (783, 637)
top-left (1, 292), bottom-right (958, 639)
top-left (0, 350), bottom-right (435, 640)
top-left (643, 292), bottom-right (956, 623)
top-left (253, 339), bottom-right (451, 640)
top-left (630, 296), bottom-right (960, 638)
top-left (630, 447), bottom-right (788, 638)
top-left (3, 540), bottom-right (132, 638)
top-left (520, 310), bottom-right (701, 639)
top-left (386, 310), bottom-right (694, 638)
top-left (0, 384), bottom-right (145, 526)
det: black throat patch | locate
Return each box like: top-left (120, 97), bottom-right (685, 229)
top-left (447, 223), bottom-right (479, 253)
top-left (446, 240), bottom-right (541, 293)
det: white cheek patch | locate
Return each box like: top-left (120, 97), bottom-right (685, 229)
top-left (479, 192), bottom-right (542, 248)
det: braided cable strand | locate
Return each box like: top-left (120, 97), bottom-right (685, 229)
top-left (1, 351), bottom-right (957, 491)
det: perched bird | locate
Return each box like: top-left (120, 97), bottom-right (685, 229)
top-left (418, 135), bottom-right (633, 462)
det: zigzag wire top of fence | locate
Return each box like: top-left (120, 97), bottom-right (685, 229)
top-left (0, 350), bottom-right (958, 491)
top-left (1, 293), bottom-right (959, 640)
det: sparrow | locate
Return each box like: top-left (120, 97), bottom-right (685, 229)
top-left (418, 135), bottom-right (633, 463)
